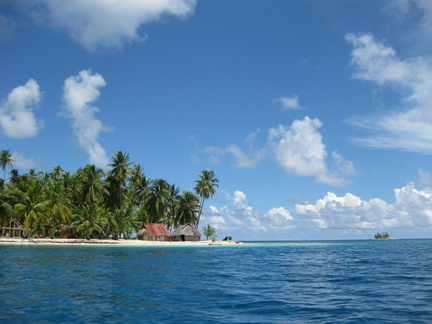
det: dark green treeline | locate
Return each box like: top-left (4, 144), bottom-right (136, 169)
top-left (0, 150), bottom-right (219, 240)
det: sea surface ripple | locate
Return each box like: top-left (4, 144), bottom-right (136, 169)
top-left (1, 239), bottom-right (431, 323)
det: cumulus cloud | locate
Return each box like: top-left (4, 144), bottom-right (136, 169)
top-left (202, 117), bottom-right (356, 186)
top-left (268, 117), bottom-right (354, 186)
top-left (295, 186), bottom-right (432, 230)
top-left (61, 70), bottom-right (110, 169)
top-left (200, 183), bottom-right (432, 240)
top-left (409, 169), bottom-right (432, 186)
top-left (23, 0), bottom-right (196, 51)
top-left (202, 190), bottom-right (266, 237)
top-left (273, 95), bottom-right (302, 110)
top-left (11, 151), bottom-right (42, 170)
top-left (264, 207), bottom-right (294, 230)
top-left (346, 33), bottom-right (432, 154)
top-left (0, 79), bottom-right (44, 139)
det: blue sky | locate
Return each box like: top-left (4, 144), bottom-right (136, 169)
top-left (1, 0), bottom-right (432, 240)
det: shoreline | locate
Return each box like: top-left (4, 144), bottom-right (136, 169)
top-left (0, 237), bottom-right (244, 247)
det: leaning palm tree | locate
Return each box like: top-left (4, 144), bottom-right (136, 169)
top-left (0, 150), bottom-right (15, 181)
top-left (194, 170), bottom-right (219, 229)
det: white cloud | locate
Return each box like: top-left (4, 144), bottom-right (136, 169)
top-left (204, 145), bottom-right (264, 168)
top-left (346, 33), bottom-right (432, 154)
top-left (386, 0), bottom-right (432, 48)
top-left (61, 70), bottom-right (110, 169)
top-left (24, 0), bottom-right (196, 52)
top-left (409, 169), bottom-right (432, 186)
top-left (11, 151), bottom-right (42, 170)
top-left (0, 12), bottom-right (16, 43)
top-left (268, 117), bottom-right (353, 186)
top-left (295, 186), bottom-right (432, 230)
top-left (264, 207), bottom-right (294, 230)
top-left (200, 183), bottom-right (432, 240)
top-left (202, 117), bottom-right (356, 186)
top-left (273, 95), bottom-right (302, 110)
top-left (0, 79), bottom-right (44, 139)
top-left (202, 190), bottom-right (266, 237)
top-left (331, 151), bottom-right (359, 177)
top-left (394, 185), bottom-right (432, 227)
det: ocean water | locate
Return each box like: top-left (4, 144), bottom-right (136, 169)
top-left (1, 240), bottom-right (431, 323)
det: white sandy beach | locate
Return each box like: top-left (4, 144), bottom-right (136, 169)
top-left (0, 237), bottom-right (244, 246)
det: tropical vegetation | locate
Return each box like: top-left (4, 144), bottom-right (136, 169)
top-left (202, 224), bottom-right (217, 240)
top-left (0, 150), bottom-right (218, 240)
top-left (374, 232), bottom-right (390, 240)
top-left (194, 169), bottom-right (219, 229)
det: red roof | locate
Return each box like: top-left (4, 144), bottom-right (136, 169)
top-left (143, 223), bottom-right (171, 237)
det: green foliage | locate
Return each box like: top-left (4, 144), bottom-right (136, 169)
top-left (0, 150), bottom-right (15, 180)
top-left (0, 149), bottom-right (213, 239)
top-left (194, 170), bottom-right (219, 229)
top-left (174, 191), bottom-right (200, 228)
top-left (374, 232), bottom-right (390, 240)
top-left (202, 224), bottom-right (217, 240)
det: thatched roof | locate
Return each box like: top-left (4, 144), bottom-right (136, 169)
top-left (171, 223), bottom-right (201, 239)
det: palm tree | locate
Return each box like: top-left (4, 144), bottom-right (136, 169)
top-left (51, 165), bottom-right (63, 180)
top-left (76, 164), bottom-right (108, 205)
top-left (111, 204), bottom-right (135, 240)
top-left (194, 170), bottom-right (219, 229)
top-left (130, 173), bottom-right (151, 207)
top-left (0, 179), bottom-right (15, 227)
top-left (202, 224), bottom-right (217, 240)
top-left (107, 151), bottom-right (133, 209)
top-left (174, 191), bottom-right (200, 227)
top-left (9, 169), bottom-right (21, 185)
top-left (129, 163), bottom-right (144, 184)
top-left (0, 150), bottom-right (15, 181)
top-left (45, 180), bottom-right (72, 238)
top-left (15, 185), bottom-right (50, 237)
top-left (72, 203), bottom-right (109, 240)
top-left (145, 179), bottom-right (169, 223)
top-left (165, 184), bottom-right (180, 230)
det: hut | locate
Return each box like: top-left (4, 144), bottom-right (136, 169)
top-left (0, 219), bottom-right (25, 238)
top-left (171, 223), bottom-right (201, 241)
top-left (137, 223), bottom-right (171, 241)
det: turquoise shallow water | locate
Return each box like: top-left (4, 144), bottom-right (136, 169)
top-left (1, 240), bottom-right (432, 323)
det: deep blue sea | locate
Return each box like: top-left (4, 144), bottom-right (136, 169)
top-left (1, 240), bottom-right (432, 323)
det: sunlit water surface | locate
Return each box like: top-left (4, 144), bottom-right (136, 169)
top-left (1, 240), bottom-right (431, 323)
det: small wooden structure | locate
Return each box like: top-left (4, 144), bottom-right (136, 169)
top-left (0, 219), bottom-right (25, 238)
top-left (60, 225), bottom-right (76, 239)
top-left (171, 223), bottom-right (201, 241)
top-left (137, 223), bottom-right (171, 241)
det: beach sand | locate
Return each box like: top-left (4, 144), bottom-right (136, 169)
top-left (0, 237), bottom-right (243, 246)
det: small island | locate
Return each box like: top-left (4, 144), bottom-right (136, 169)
top-left (0, 150), bottom-right (229, 245)
top-left (374, 232), bottom-right (390, 240)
